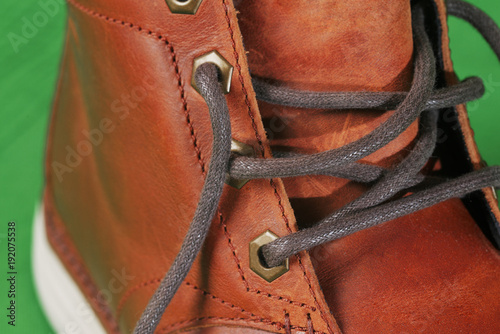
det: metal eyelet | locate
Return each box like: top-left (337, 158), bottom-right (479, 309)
top-left (249, 230), bottom-right (289, 282)
top-left (192, 50), bottom-right (233, 95)
top-left (192, 51), bottom-right (248, 188)
top-left (165, 0), bottom-right (203, 15)
top-left (225, 139), bottom-right (254, 189)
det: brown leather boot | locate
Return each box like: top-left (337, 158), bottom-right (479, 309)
top-left (35, 0), bottom-right (500, 333)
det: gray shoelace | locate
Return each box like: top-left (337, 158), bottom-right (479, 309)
top-left (134, 1), bottom-right (500, 332)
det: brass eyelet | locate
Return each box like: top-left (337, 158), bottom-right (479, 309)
top-left (249, 230), bottom-right (289, 282)
top-left (165, 0), bottom-right (203, 15)
top-left (225, 139), bottom-right (254, 189)
top-left (192, 51), bottom-right (234, 95)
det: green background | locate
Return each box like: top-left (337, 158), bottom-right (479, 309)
top-left (0, 0), bottom-right (499, 333)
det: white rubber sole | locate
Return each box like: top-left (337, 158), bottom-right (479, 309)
top-left (33, 205), bottom-right (107, 334)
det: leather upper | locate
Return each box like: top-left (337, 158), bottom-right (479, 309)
top-left (46, 0), bottom-right (338, 332)
top-left (44, 0), bottom-right (500, 333)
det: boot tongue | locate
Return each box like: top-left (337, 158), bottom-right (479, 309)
top-left (237, 0), bottom-right (418, 226)
top-left (237, 0), bottom-right (414, 91)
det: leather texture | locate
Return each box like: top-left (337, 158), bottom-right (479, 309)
top-left (44, 0), bottom-right (500, 333)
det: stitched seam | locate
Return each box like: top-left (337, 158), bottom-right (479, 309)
top-left (271, 180), bottom-right (335, 334)
top-left (158, 316), bottom-right (327, 334)
top-left (219, 212), bottom-right (250, 290)
top-left (67, 0), bottom-right (320, 323)
top-left (220, 1), bottom-right (334, 333)
top-left (115, 273), bottom-right (315, 320)
top-left (186, 284), bottom-right (321, 333)
top-left (220, 0), bottom-right (265, 156)
top-left (185, 282), bottom-right (258, 318)
top-left (117, 279), bottom-right (275, 324)
top-left (116, 278), bottom-right (325, 333)
top-left (117, 279), bottom-right (264, 322)
top-left (46, 209), bottom-right (121, 333)
top-left (116, 278), bottom-right (160, 320)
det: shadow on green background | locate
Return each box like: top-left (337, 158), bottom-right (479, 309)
top-left (0, 0), bottom-right (499, 333)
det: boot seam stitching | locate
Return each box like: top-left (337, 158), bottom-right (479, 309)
top-left (116, 278), bottom-right (283, 327)
top-left (185, 281), bottom-right (260, 319)
top-left (66, 0), bottom-right (207, 171)
top-left (115, 279), bottom-right (262, 321)
top-left (115, 277), bottom-right (325, 333)
top-left (158, 316), bottom-right (326, 334)
top-left (220, 1), bottom-right (335, 333)
top-left (116, 274), bottom-right (316, 322)
top-left (185, 283), bottom-right (320, 334)
top-left (115, 278), bottom-right (161, 320)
